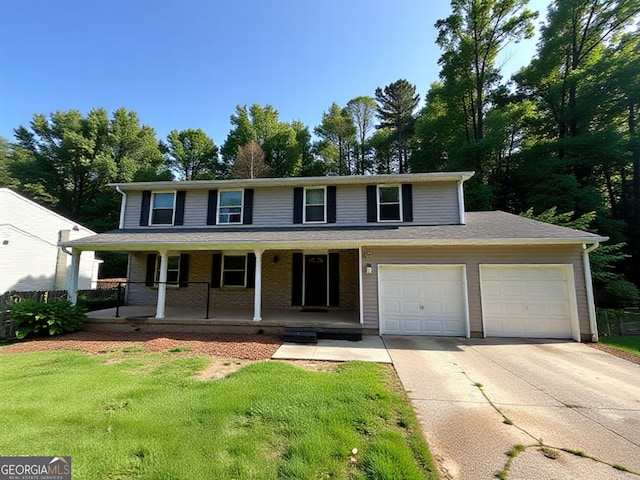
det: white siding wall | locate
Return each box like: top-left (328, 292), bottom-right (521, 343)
top-left (0, 189), bottom-right (98, 293)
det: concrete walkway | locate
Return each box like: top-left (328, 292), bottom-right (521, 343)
top-left (272, 335), bottom-right (392, 363)
top-left (384, 336), bottom-right (640, 480)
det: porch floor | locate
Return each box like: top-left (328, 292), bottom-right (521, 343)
top-left (86, 306), bottom-right (362, 334)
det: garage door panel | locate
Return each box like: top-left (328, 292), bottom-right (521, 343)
top-left (403, 302), bottom-right (422, 314)
top-left (383, 318), bottom-right (400, 333)
top-left (380, 266), bottom-right (467, 336)
top-left (403, 319), bottom-right (423, 333)
top-left (481, 265), bottom-right (574, 339)
top-left (382, 301), bottom-right (401, 314)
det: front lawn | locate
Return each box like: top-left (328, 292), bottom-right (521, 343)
top-left (599, 335), bottom-right (640, 357)
top-left (0, 349), bottom-right (438, 479)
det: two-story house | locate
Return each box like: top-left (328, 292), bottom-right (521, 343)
top-left (62, 172), bottom-right (606, 341)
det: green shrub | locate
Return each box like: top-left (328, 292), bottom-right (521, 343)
top-left (9, 300), bottom-right (87, 339)
top-left (77, 295), bottom-right (118, 312)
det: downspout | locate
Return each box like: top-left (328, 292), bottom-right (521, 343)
top-left (116, 185), bottom-right (127, 230)
top-left (583, 242), bottom-right (600, 342)
top-left (457, 179), bottom-right (466, 225)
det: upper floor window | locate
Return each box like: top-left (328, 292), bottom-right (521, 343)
top-left (304, 187), bottom-right (326, 223)
top-left (151, 192), bottom-right (175, 225)
top-left (378, 185), bottom-right (402, 221)
top-left (218, 190), bottom-right (243, 224)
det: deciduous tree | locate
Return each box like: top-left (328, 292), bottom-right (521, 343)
top-left (231, 140), bottom-right (269, 179)
top-left (162, 128), bottom-right (220, 180)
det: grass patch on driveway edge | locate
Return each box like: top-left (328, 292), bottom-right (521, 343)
top-left (598, 335), bottom-right (640, 357)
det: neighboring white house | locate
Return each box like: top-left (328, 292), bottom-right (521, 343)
top-left (0, 188), bottom-right (100, 294)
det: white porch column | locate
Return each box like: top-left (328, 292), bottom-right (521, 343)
top-left (155, 251), bottom-right (169, 319)
top-left (253, 249), bottom-right (264, 321)
top-left (67, 249), bottom-right (81, 305)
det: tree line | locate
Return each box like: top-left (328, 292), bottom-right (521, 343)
top-left (1, 0), bottom-right (639, 303)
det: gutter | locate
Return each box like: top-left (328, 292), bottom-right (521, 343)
top-left (583, 242), bottom-right (600, 342)
top-left (457, 180), bottom-right (466, 225)
top-left (60, 235), bottom-right (609, 252)
top-left (116, 185), bottom-right (127, 230)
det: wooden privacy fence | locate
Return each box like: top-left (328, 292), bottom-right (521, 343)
top-left (0, 288), bottom-right (117, 340)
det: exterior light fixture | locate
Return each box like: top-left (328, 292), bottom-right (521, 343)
top-left (365, 263), bottom-right (373, 275)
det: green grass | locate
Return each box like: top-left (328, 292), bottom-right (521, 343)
top-left (0, 350), bottom-right (438, 479)
top-left (599, 335), bottom-right (640, 357)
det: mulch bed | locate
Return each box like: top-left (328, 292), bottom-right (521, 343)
top-left (0, 331), bottom-right (282, 360)
top-left (587, 342), bottom-right (640, 365)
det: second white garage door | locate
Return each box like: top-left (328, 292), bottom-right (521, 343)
top-left (379, 265), bottom-right (467, 336)
top-left (480, 265), bottom-right (577, 340)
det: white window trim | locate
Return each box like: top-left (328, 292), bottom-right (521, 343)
top-left (217, 189), bottom-right (244, 225)
top-left (377, 184), bottom-right (403, 222)
top-left (149, 191), bottom-right (177, 226)
top-left (221, 253), bottom-right (248, 288)
top-left (154, 254), bottom-right (181, 288)
top-left (303, 186), bottom-right (327, 224)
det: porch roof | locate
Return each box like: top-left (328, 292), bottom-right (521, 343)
top-left (62, 211), bottom-right (606, 251)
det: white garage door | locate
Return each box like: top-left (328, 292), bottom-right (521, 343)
top-left (480, 265), bottom-right (576, 339)
top-left (379, 265), bottom-right (467, 336)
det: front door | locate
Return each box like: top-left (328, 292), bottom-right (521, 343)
top-left (304, 254), bottom-right (328, 307)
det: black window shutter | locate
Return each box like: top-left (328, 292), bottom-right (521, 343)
top-left (246, 253), bottom-right (256, 288)
top-left (329, 252), bottom-right (340, 307)
top-left (211, 253), bottom-right (222, 288)
top-left (327, 186), bottom-right (337, 223)
top-left (402, 184), bottom-right (413, 222)
top-left (206, 190), bottom-right (218, 225)
top-left (179, 253), bottom-right (190, 287)
top-left (293, 187), bottom-right (303, 224)
top-left (366, 185), bottom-right (377, 222)
top-left (291, 252), bottom-right (303, 306)
top-left (140, 190), bottom-right (151, 226)
top-left (174, 191), bottom-right (186, 225)
top-left (145, 253), bottom-right (157, 286)
top-left (243, 189), bottom-right (254, 225)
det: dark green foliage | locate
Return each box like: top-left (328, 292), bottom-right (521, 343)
top-left (314, 102), bottom-right (356, 175)
top-left (9, 108), bottom-right (168, 232)
top-left (603, 280), bottom-right (640, 308)
top-left (375, 79), bottom-right (420, 173)
top-left (221, 104), bottom-right (304, 178)
top-left (9, 300), bottom-right (87, 339)
top-left (161, 128), bottom-right (220, 180)
top-left (76, 295), bottom-right (119, 312)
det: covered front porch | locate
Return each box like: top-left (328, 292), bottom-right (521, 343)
top-left (86, 306), bottom-right (362, 335)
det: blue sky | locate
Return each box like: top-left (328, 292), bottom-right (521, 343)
top-left (0, 0), bottom-right (551, 146)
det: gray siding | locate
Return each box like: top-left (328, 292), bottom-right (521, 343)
top-left (253, 187), bottom-right (294, 226)
top-left (335, 185), bottom-right (368, 225)
top-left (413, 182), bottom-right (459, 224)
top-left (124, 191), bottom-right (142, 229)
top-left (361, 245), bottom-right (590, 339)
top-left (121, 181), bottom-right (461, 229)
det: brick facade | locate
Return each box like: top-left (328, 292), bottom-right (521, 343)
top-left (127, 249), bottom-right (359, 311)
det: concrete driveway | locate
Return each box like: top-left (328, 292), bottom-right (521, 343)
top-left (384, 337), bottom-right (640, 480)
